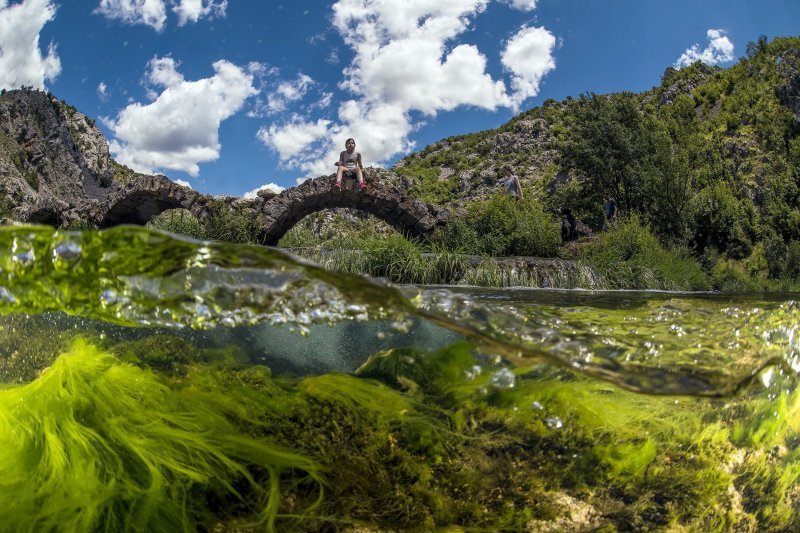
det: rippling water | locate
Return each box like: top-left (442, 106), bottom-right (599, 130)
top-left (1, 225), bottom-right (799, 531)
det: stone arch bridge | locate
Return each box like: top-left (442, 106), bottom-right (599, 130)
top-left (20, 173), bottom-right (450, 245)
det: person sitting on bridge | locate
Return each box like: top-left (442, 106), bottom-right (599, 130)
top-left (334, 138), bottom-right (365, 191)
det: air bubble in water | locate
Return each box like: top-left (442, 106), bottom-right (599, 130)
top-left (0, 286), bottom-right (16, 303)
top-left (12, 251), bottom-right (34, 267)
top-left (490, 368), bottom-right (515, 389)
top-left (544, 416), bottom-right (563, 429)
top-left (391, 319), bottom-right (413, 333)
top-left (463, 364), bottom-right (482, 381)
top-left (53, 242), bottom-right (82, 262)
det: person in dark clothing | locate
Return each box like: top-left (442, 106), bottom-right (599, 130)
top-left (603, 191), bottom-right (618, 230)
top-left (558, 206), bottom-right (577, 241)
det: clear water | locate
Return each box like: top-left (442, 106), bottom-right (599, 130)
top-left (1, 225), bottom-right (799, 531)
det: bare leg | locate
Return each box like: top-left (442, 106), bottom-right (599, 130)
top-left (355, 167), bottom-right (364, 186)
top-left (335, 166), bottom-right (345, 186)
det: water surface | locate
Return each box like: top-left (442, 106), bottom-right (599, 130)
top-left (1, 225), bottom-right (798, 531)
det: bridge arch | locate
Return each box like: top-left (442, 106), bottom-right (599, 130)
top-left (25, 172), bottom-right (450, 243)
top-left (256, 176), bottom-right (448, 245)
top-left (98, 175), bottom-right (205, 228)
top-left (19, 196), bottom-right (69, 226)
top-left (25, 206), bottom-right (61, 226)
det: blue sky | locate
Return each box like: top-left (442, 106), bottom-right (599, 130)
top-left (1, 0), bottom-right (798, 197)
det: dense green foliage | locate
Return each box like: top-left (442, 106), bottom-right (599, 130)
top-left (393, 35), bottom-right (800, 288)
top-left (575, 215), bottom-right (712, 290)
top-left (435, 194), bottom-right (561, 257)
top-left (146, 204), bottom-right (264, 244)
top-left (147, 208), bottom-right (206, 240)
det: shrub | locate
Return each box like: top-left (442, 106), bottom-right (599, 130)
top-left (0, 196), bottom-right (13, 220)
top-left (582, 215), bottom-right (710, 290)
top-left (786, 241), bottom-right (800, 279)
top-left (464, 194), bottom-right (561, 257)
top-left (690, 182), bottom-right (754, 258)
top-left (432, 216), bottom-right (480, 254)
top-left (762, 228), bottom-right (787, 278)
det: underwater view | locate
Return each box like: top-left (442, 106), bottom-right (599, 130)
top-left (2, 225), bottom-right (800, 532)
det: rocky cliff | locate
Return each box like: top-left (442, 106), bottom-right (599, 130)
top-left (0, 88), bottom-right (120, 215)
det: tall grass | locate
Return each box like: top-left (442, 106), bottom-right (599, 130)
top-left (146, 205), bottom-right (263, 244)
top-left (146, 209), bottom-right (206, 240)
top-left (579, 215), bottom-right (711, 291)
top-left (434, 194), bottom-right (561, 257)
top-left (296, 235), bottom-right (468, 285)
top-left (203, 203), bottom-right (263, 244)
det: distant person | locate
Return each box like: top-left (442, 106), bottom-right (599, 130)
top-left (603, 191), bottom-right (618, 230)
top-left (334, 138), bottom-right (365, 190)
top-left (502, 165), bottom-right (522, 199)
top-left (558, 206), bottom-right (577, 241)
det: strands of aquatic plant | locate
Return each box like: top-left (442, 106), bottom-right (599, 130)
top-left (0, 339), bottom-right (321, 532)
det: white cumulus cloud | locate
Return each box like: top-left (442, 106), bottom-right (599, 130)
top-left (0, 0), bottom-right (61, 91)
top-left (95, 0), bottom-right (168, 31)
top-left (260, 0), bottom-right (557, 179)
top-left (675, 28), bottom-right (735, 68)
top-left (267, 73), bottom-right (314, 114)
top-left (95, 0), bottom-right (225, 31)
top-left (502, 25), bottom-right (557, 108)
top-left (107, 57), bottom-right (256, 177)
top-left (502, 0), bottom-right (537, 10)
top-left (172, 0), bottom-right (226, 26)
top-left (257, 117), bottom-right (332, 161)
top-left (243, 182), bottom-right (285, 199)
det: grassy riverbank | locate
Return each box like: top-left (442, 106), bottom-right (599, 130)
top-left (145, 197), bottom-right (800, 291)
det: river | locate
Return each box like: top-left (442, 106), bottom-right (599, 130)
top-left (0, 225), bottom-right (798, 531)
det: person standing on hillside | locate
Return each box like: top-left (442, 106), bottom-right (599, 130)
top-left (334, 138), bottom-right (366, 190)
top-left (603, 191), bottom-right (618, 229)
top-left (502, 165), bottom-right (523, 200)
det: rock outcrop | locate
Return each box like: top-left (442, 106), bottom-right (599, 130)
top-left (656, 63), bottom-right (715, 106)
top-left (776, 48), bottom-right (800, 120)
top-left (0, 88), bottom-right (114, 211)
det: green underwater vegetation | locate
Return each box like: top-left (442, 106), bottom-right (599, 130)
top-left (0, 338), bottom-right (321, 532)
top-left (2, 333), bottom-right (800, 531)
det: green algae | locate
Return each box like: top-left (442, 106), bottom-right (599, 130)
top-left (108, 333), bottom-right (249, 375)
top-left (2, 330), bottom-right (800, 531)
top-left (325, 342), bottom-right (800, 531)
top-left (0, 338), bottom-right (321, 532)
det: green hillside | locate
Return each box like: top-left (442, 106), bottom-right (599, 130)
top-left (393, 36), bottom-right (800, 280)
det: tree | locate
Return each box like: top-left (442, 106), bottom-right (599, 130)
top-left (560, 93), bottom-right (666, 227)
